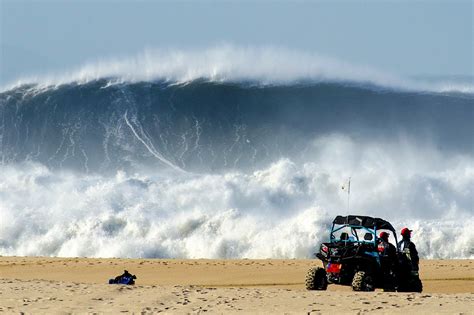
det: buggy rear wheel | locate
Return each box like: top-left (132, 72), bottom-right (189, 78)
top-left (352, 271), bottom-right (375, 291)
top-left (305, 267), bottom-right (328, 290)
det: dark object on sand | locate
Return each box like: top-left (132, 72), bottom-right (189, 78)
top-left (109, 270), bottom-right (137, 285)
top-left (306, 215), bottom-right (422, 292)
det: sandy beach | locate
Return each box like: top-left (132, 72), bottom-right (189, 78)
top-left (0, 257), bottom-right (472, 314)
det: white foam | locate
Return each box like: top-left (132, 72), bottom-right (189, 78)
top-left (0, 134), bottom-right (472, 258)
top-left (2, 45), bottom-right (473, 94)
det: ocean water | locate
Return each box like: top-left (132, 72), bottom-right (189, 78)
top-left (0, 48), bottom-right (473, 258)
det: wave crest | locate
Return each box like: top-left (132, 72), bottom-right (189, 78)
top-left (3, 45), bottom-right (473, 94)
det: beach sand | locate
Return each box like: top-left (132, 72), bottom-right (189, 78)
top-left (0, 257), bottom-right (472, 313)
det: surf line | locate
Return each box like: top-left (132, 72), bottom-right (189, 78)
top-left (123, 111), bottom-right (186, 173)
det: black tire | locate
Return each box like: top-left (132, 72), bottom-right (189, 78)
top-left (397, 273), bottom-right (423, 293)
top-left (305, 267), bottom-right (328, 290)
top-left (411, 277), bottom-right (423, 292)
top-left (352, 271), bottom-right (375, 291)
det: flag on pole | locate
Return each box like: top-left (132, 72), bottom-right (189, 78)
top-left (342, 177), bottom-right (351, 212)
top-left (341, 177), bottom-right (351, 194)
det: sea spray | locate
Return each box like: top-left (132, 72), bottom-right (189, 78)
top-left (1, 48), bottom-right (472, 258)
top-left (3, 46), bottom-right (473, 93)
top-left (0, 150), bottom-right (472, 258)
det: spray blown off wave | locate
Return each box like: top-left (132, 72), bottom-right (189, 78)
top-left (3, 46), bottom-right (473, 93)
top-left (0, 49), bottom-right (473, 258)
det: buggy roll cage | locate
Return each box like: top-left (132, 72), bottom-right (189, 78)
top-left (329, 215), bottom-right (399, 251)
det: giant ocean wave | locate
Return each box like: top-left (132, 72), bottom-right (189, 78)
top-left (0, 48), bottom-right (473, 258)
top-left (3, 46), bottom-right (473, 93)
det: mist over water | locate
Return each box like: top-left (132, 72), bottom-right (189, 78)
top-left (0, 48), bottom-right (473, 258)
top-left (0, 139), bottom-right (472, 259)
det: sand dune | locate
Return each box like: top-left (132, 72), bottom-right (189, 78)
top-left (0, 257), bottom-right (472, 313)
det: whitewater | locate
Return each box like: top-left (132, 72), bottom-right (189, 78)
top-left (0, 47), bottom-right (473, 259)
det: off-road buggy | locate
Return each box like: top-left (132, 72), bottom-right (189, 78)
top-left (305, 215), bottom-right (422, 292)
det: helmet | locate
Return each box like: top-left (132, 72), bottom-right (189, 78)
top-left (401, 227), bottom-right (412, 236)
top-left (379, 231), bottom-right (389, 240)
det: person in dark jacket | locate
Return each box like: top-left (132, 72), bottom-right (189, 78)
top-left (378, 231), bottom-right (397, 260)
top-left (397, 227), bottom-right (423, 292)
top-left (378, 231), bottom-right (398, 291)
top-left (398, 227), bottom-right (419, 272)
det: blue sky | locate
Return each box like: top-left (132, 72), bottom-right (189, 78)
top-left (0, 0), bottom-right (472, 84)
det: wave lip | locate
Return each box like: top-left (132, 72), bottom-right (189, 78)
top-left (2, 45), bottom-right (473, 94)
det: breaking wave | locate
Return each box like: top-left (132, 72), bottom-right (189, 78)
top-left (0, 48), bottom-right (473, 259)
top-left (0, 142), bottom-right (472, 259)
top-left (3, 46), bottom-right (473, 93)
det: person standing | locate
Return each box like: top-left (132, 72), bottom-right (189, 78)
top-left (397, 227), bottom-right (423, 292)
top-left (378, 231), bottom-right (398, 291)
top-left (398, 228), bottom-right (419, 272)
top-left (378, 231), bottom-right (397, 260)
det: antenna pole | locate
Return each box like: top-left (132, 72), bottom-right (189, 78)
top-left (347, 177), bottom-right (351, 213)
